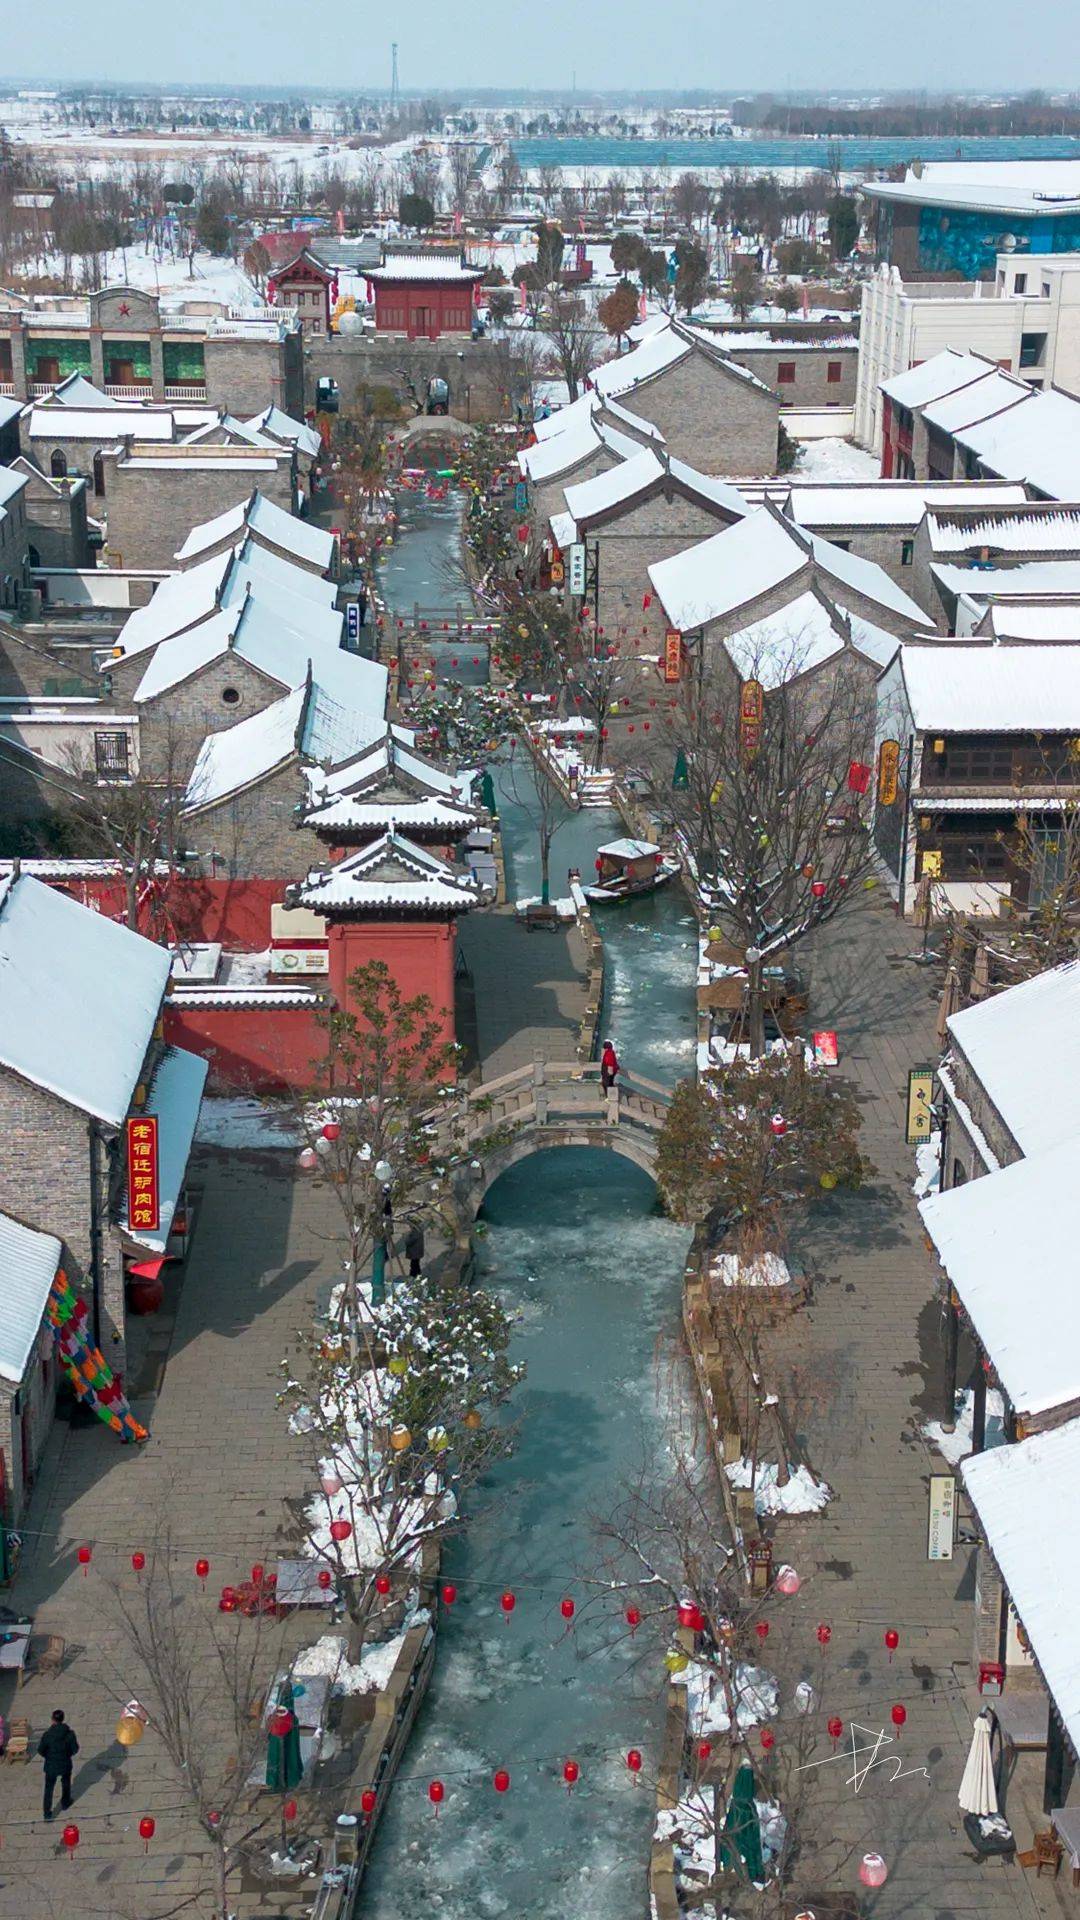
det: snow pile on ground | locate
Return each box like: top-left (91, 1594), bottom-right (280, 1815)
top-left (725, 1457), bottom-right (833, 1516)
top-left (196, 1095), bottom-right (298, 1148)
top-left (710, 1251), bottom-right (790, 1289)
top-left (924, 1385), bottom-right (1006, 1465)
top-left (683, 1660), bottom-right (778, 1737)
top-left (514, 895), bottom-right (576, 920)
top-left (913, 1130), bottom-right (941, 1200)
top-left (792, 438), bottom-right (879, 482)
top-left (293, 1627), bottom-right (417, 1696)
top-left (655, 1790), bottom-right (716, 1886)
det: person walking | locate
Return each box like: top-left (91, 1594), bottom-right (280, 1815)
top-left (600, 1038), bottom-right (620, 1093)
top-left (404, 1220), bottom-right (425, 1279)
top-left (39, 1709), bottom-right (78, 1820)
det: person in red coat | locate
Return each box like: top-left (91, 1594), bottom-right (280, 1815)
top-left (600, 1038), bottom-right (620, 1092)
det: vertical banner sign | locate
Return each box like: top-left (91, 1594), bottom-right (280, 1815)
top-left (568, 543), bottom-right (586, 596)
top-left (664, 629), bottom-right (683, 684)
top-left (739, 679), bottom-right (764, 757)
top-left (550, 559), bottom-right (565, 586)
top-left (345, 602), bottom-right (360, 644)
top-left (877, 738), bottom-right (901, 806)
top-left (127, 1116), bottom-right (160, 1236)
top-left (514, 479), bottom-right (528, 514)
top-left (928, 1473), bottom-right (956, 1561)
top-left (906, 1064), bottom-right (935, 1146)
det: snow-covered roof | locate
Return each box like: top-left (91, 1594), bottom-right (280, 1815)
top-left (920, 369), bottom-right (1030, 436)
top-left (530, 392), bottom-right (597, 444)
top-left (225, 538), bottom-right (339, 613)
top-left (563, 448), bottom-right (664, 524)
top-left (121, 1045), bottom-right (207, 1253)
top-left (550, 509), bottom-right (576, 551)
top-left (592, 323), bottom-right (692, 399)
top-left (27, 408), bottom-right (174, 440)
top-left (880, 349), bottom-right (992, 411)
top-left (602, 394), bottom-right (665, 441)
top-left (133, 604), bottom-right (244, 700)
top-left (175, 490), bottom-right (335, 572)
top-left (932, 559), bottom-right (1080, 601)
top-left (845, 611), bottom-right (903, 669)
top-left (921, 1137), bottom-right (1080, 1417)
top-left (805, 531), bottom-right (933, 626)
top-left (302, 682), bottom-right (389, 763)
top-left (598, 838), bottom-right (659, 860)
top-left (863, 172), bottom-right (1080, 217)
top-left (49, 373), bottom-right (121, 409)
top-left (955, 388), bottom-right (1080, 500)
top-left (246, 405), bottom-right (322, 461)
top-left (306, 789), bottom-right (476, 835)
top-left (367, 256), bottom-right (484, 282)
top-left (982, 600), bottom-right (1080, 641)
top-left (899, 641), bottom-right (1080, 732)
top-left (722, 591), bottom-right (849, 688)
top-left (0, 1210), bottom-right (62, 1384)
top-left (945, 960), bottom-right (1080, 1160)
top-left (649, 508), bottom-right (807, 631)
top-left (0, 873), bottom-right (169, 1126)
top-left (927, 508), bottom-right (1080, 555)
top-left (174, 497), bottom-right (249, 561)
top-left (185, 684), bottom-right (306, 810)
top-left (295, 831), bottom-right (482, 914)
top-left (963, 1419), bottom-right (1080, 1762)
top-left (785, 482), bottom-right (1026, 531)
top-left (113, 551), bottom-right (230, 659)
top-left (305, 731), bottom-right (457, 805)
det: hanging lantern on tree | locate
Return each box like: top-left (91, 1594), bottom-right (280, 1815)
top-left (298, 1147), bottom-right (318, 1171)
top-left (195, 1557), bottom-right (210, 1588)
top-left (811, 880), bottom-right (827, 900)
top-left (62, 1824), bottom-right (80, 1857)
top-left (760, 1727), bottom-right (775, 1751)
top-left (677, 1601), bottom-right (705, 1632)
top-left (389, 1424), bottom-right (412, 1451)
top-left (138, 1816), bottom-right (155, 1853)
top-left (500, 1590), bottom-right (516, 1621)
top-left (775, 1565), bottom-right (801, 1595)
top-left (330, 1519), bottom-right (352, 1543)
top-left (317, 1570), bottom-right (333, 1592)
top-left (77, 1544), bottom-right (92, 1575)
top-left (817, 1623), bottom-right (832, 1647)
top-left (387, 1355), bottom-right (409, 1380)
top-left (625, 1604), bottom-right (641, 1633)
top-left (282, 1799), bottom-right (297, 1824)
top-left (665, 1648), bottom-right (689, 1675)
top-left (251, 1564), bottom-right (265, 1586)
top-left (321, 1122), bottom-right (341, 1142)
top-left (626, 1748), bottom-right (643, 1774)
top-left (361, 1788), bottom-right (377, 1818)
top-left (441, 1583), bottom-right (457, 1607)
top-left (827, 1716), bottom-right (843, 1747)
top-left (219, 1586), bottom-right (238, 1613)
top-left (560, 1597), bottom-right (575, 1621)
top-left (321, 1473), bottom-right (343, 1497)
top-left (770, 1115), bottom-right (787, 1137)
top-left (859, 1853), bottom-right (889, 1889)
top-left (116, 1713), bottom-right (144, 1748)
top-left (563, 1760), bottom-right (579, 1792)
top-left (131, 1551), bottom-right (146, 1574)
top-left (463, 1408), bottom-right (483, 1430)
top-left (428, 1780), bottom-right (445, 1814)
top-left (755, 1620), bottom-right (770, 1643)
top-left (375, 1573), bottom-right (391, 1597)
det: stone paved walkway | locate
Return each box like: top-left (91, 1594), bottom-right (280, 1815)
top-left (764, 896), bottom-right (1063, 1918)
top-left (457, 904), bottom-right (587, 1079)
top-left (0, 1151), bottom-right (338, 1919)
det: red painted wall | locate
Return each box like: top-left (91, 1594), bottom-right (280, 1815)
top-left (329, 920), bottom-right (457, 1055)
top-left (37, 875), bottom-right (286, 951)
top-left (165, 1002), bottom-right (325, 1093)
top-left (372, 281), bottom-right (476, 340)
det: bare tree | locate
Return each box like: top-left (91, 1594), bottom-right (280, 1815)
top-left (544, 291), bottom-right (600, 402)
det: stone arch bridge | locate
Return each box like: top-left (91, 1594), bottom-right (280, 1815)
top-left (433, 1057), bottom-right (671, 1204)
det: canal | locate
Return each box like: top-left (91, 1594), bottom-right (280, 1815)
top-left (363, 489), bottom-right (698, 1920)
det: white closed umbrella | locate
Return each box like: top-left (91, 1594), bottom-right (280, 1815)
top-left (958, 1710), bottom-right (998, 1817)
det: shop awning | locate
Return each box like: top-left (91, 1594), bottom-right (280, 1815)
top-left (120, 1045), bottom-right (208, 1255)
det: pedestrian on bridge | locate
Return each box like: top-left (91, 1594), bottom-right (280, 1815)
top-left (600, 1038), bottom-right (620, 1093)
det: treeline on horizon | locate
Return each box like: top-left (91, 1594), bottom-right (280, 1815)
top-left (735, 97), bottom-right (1080, 137)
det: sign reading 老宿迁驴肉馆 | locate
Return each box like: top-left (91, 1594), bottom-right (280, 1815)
top-left (126, 1115), bottom-right (160, 1235)
top-left (877, 737), bottom-right (900, 807)
top-left (664, 629), bottom-right (682, 684)
top-left (928, 1473), bottom-right (955, 1561)
top-left (740, 678), bottom-right (763, 757)
top-left (906, 1065), bottom-right (935, 1146)
top-left (568, 543), bottom-right (586, 596)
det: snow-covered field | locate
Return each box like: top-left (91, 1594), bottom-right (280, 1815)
top-left (791, 437), bottom-right (880, 482)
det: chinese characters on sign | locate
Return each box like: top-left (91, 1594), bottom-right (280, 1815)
top-left (345, 602), bottom-right (360, 643)
top-left (568, 543), bottom-right (586, 596)
top-left (663, 629), bottom-right (683, 684)
top-left (127, 1116), bottom-right (160, 1235)
top-left (877, 738), bottom-right (901, 807)
top-left (812, 1030), bottom-right (839, 1067)
top-left (740, 679), bottom-right (763, 757)
top-left (514, 480), bottom-right (528, 514)
top-left (905, 1065), bottom-right (935, 1146)
top-left (927, 1473), bottom-right (955, 1561)
top-left (550, 559), bottom-right (565, 586)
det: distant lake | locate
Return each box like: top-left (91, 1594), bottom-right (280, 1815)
top-left (511, 134), bottom-right (1080, 172)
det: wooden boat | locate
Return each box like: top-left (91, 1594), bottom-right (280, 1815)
top-left (584, 838), bottom-right (680, 905)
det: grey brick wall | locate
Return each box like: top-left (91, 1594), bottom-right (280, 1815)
top-left (607, 352), bottom-right (779, 475)
top-left (24, 475), bottom-right (91, 570)
top-left (588, 490), bottom-right (740, 640)
top-left (532, 445), bottom-right (623, 545)
top-left (102, 450), bottom-right (296, 570)
top-left (726, 344), bottom-right (858, 408)
top-left (184, 761), bottom-right (320, 877)
top-left (203, 336), bottom-right (296, 414)
top-left (142, 652), bottom-right (292, 786)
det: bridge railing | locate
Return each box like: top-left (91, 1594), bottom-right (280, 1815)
top-left (428, 1057), bottom-right (670, 1159)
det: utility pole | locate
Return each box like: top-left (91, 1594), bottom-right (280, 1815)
top-left (390, 43), bottom-right (400, 117)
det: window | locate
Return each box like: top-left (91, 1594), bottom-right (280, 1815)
top-left (777, 362), bottom-right (796, 385)
top-left (827, 360), bottom-right (842, 384)
top-left (92, 452), bottom-right (105, 496)
top-left (49, 449), bottom-right (67, 479)
top-left (94, 730), bottom-right (129, 779)
top-left (951, 1159), bottom-right (968, 1189)
top-left (1013, 272), bottom-right (1027, 294)
top-left (221, 686), bottom-right (240, 706)
top-left (901, 540), bottom-right (914, 567)
top-left (1020, 332), bottom-right (1047, 369)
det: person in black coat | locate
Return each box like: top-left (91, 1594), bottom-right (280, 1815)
top-left (39, 1709), bottom-right (78, 1819)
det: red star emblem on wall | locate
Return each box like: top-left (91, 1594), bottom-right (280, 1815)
top-left (118, 301), bottom-right (130, 316)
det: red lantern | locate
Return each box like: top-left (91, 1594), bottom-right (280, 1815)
top-left (360, 1788), bottom-right (377, 1817)
top-left (62, 1823), bottom-right (80, 1856)
top-left (500, 1590), bottom-right (516, 1620)
top-left (755, 1620), bottom-right (770, 1642)
top-left (775, 1565), bottom-right (801, 1596)
top-left (811, 880), bottom-right (827, 900)
top-left (560, 1597), bottom-right (575, 1621)
top-left (375, 1573), bottom-right (391, 1596)
top-left (322, 1121), bottom-right (341, 1142)
top-left (317, 1569), bottom-right (333, 1591)
top-left (600, 727), bottom-right (608, 739)
top-left (207, 1811), bottom-right (222, 1828)
top-left (139, 1815), bottom-right (155, 1852)
top-left (493, 1768), bottom-right (511, 1794)
top-left (77, 1544), bottom-right (92, 1575)
top-left (131, 1551), bottom-right (145, 1574)
top-left (330, 1519), bottom-right (352, 1543)
top-left (697, 1740), bottom-right (712, 1762)
top-left (251, 1564), bottom-right (265, 1586)
top-left (268, 1708), bottom-right (295, 1739)
top-left (827, 1716), bottom-right (843, 1746)
top-left (677, 1602), bottom-right (705, 1632)
top-left (625, 1605), bottom-right (641, 1633)
top-left (816, 1623), bottom-right (832, 1647)
top-left (441, 1582), bottom-right (457, 1606)
top-left (760, 1727), bottom-right (775, 1751)
top-left (219, 1586), bottom-right (238, 1613)
top-left (891, 1703), bottom-right (906, 1734)
top-left (428, 1779), bottom-right (445, 1813)
top-left (770, 1115), bottom-right (787, 1137)
top-left (859, 1853), bottom-right (888, 1889)
top-left (563, 1759), bottom-right (579, 1791)
top-left (884, 1628), bottom-right (899, 1660)
top-left (643, 721), bottom-right (651, 731)
top-left (195, 1557), bottom-right (210, 1586)
top-left (626, 1748), bottom-right (643, 1773)
top-left (283, 1799), bottom-right (297, 1823)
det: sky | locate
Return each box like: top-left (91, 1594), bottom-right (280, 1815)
top-left (2, 0), bottom-right (1076, 95)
